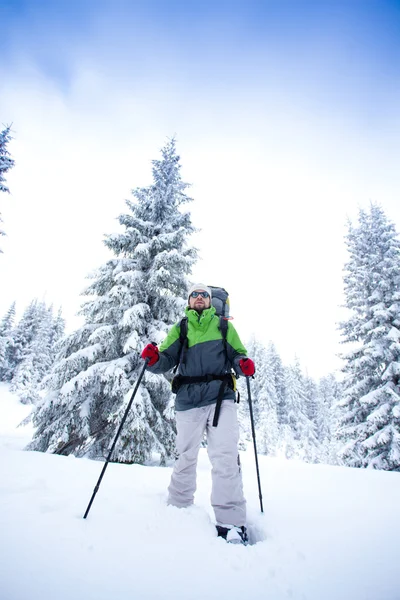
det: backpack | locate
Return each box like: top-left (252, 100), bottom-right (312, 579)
top-left (208, 286), bottom-right (230, 320)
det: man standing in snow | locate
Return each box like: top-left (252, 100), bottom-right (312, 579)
top-left (141, 284), bottom-right (255, 545)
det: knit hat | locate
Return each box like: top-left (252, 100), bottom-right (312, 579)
top-left (188, 283), bottom-right (212, 302)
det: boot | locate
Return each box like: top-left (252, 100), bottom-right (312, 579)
top-left (216, 525), bottom-right (248, 546)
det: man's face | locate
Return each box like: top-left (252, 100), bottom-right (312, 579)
top-left (189, 290), bottom-right (211, 313)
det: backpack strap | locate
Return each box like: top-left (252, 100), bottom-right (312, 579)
top-left (218, 316), bottom-right (228, 353)
top-left (173, 317), bottom-right (188, 375)
top-left (212, 379), bottom-right (230, 427)
top-left (212, 316), bottom-right (231, 426)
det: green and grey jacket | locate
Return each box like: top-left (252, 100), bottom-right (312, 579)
top-left (148, 306), bottom-right (248, 411)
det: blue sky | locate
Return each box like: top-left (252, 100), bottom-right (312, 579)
top-left (1, 0), bottom-right (400, 377)
top-left (2, 1), bottom-right (400, 95)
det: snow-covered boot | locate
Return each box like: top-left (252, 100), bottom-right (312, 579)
top-left (216, 525), bottom-right (248, 546)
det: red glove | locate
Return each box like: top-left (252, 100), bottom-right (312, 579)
top-left (239, 358), bottom-right (255, 376)
top-left (141, 343), bottom-right (159, 366)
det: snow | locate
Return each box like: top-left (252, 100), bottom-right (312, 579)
top-left (1, 384), bottom-right (400, 600)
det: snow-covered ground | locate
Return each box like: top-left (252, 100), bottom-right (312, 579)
top-left (1, 383), bottom-right (400, 600)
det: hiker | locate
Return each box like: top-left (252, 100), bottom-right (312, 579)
top-left (141, 283), bottom-right (255, 545)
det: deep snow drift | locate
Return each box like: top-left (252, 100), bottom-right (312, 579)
top-left (1, 383), bottom-right (399, 600)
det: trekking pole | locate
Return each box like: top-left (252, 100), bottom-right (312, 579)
top-left (246, 376), bottom-right (264, 513)
top-left (83, 358), bottom-right (149, 519)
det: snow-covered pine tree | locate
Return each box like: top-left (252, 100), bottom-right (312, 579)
top-left (317, 374), bottom-right (341, 464)
top-left (283, 359), bottom-right (319, 461)
top-left (9, 302), bottom-right (63, 404)
top-left (304, 374), bottom-right (319, 424)
top-left (5, 299), bottom-right (43, 382)
top-left (254, 339), bottom-right (279, 456)
top-left (255, 354), bottom-right (279, 457)
top-left (28, 138), bottom-right (197, 465)
top-left (10, 351), bottom-right (41, 405)
top-left (237, 336), bottom-right (279, 455)
top-left (48, 307), bottom-right (65, 354)
top-left (338, 203), bottom-right (400, 470)
top-left (266, 342), bottom-right (286, 425)
top-left (0, 124), bottom-right (15, 250)
top-left (315, 376), bottom-right (333, 444)
top-left (0, 302), bottom-right (16, 335)
top-left (0, 301), bottom-right (16, 381)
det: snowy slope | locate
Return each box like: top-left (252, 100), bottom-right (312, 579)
top-left (1, 384), bottom-right (400, 600)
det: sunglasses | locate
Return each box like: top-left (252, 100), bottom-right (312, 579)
top-left (190, 291), bottom-right (210, 298)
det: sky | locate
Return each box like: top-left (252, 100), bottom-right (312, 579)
top-left (1, 0), bottom-right (400, 378)
top-left (1, 382), bottom-right (400, 600)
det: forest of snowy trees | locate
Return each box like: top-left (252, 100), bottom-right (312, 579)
top-left (236, 340), bottom-right (341, 463)
top-left (0, 300), bottom-right (65, 404)
top-left (0, 137), bottom-right (399, 471)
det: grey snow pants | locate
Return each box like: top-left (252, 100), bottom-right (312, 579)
top-left (168, 400), bottom-right (246, 527)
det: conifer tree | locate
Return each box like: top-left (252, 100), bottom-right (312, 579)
top-left (317, 374), bottom-right (341, 464)
top-left (304, 374), bottom-right (319, 424)
top-left (28, 139), bottom-right (197, 464)
top-left (0, 124), bottom-right (15, 250)
top-left (283, 359), bottom-right (319, 461)
top-left (10, 352), bottom-right (41, 405)
top-left (237, 337), bottom-right (279, 455)
top-left (254, 340), bottom-right (279, 456)
top-left (48, 307), bottom-right (65, 353)
top-left (0, 301), bottom-right (16, 380)
top-left (6, 300), bottom-right (42, 380)
top-left (0, 302), bottom-right (16, 335)
top-left (266, 342), bottom-right (286, 425)
top-left (8, 303), bottom-right (64, 404)
top-left (338, 204), bottom-right (400, 470)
